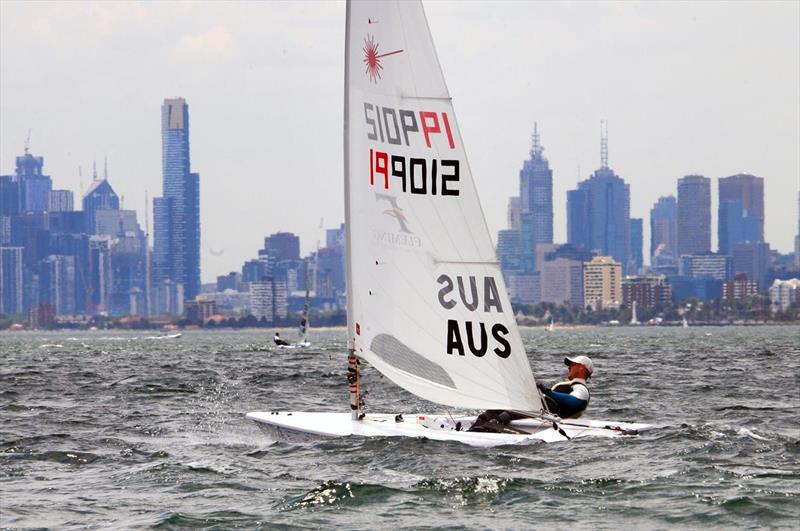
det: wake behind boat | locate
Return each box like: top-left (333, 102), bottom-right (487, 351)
top-left (247, 0), bottom-right (651, 446)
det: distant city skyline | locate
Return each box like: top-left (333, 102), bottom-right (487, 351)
top-left (1, 1), bottom-right (798, 282)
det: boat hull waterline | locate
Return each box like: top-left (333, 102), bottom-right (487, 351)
top-left (246, 411), bottom-right (653, 447)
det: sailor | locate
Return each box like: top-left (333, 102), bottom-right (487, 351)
top-left (537, 355), bottom-right (593, 419)
top-left (273, 332), bottom-right (290, 346)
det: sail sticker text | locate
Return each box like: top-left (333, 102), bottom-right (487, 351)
top-left (437, 274), bottom-right (511, 358)
top-left (364, 103), bottom-right (455, 148)
top-left (365, 103), bottom-right (461, 196)
top-left (369, 149), bottom-right (459, 196)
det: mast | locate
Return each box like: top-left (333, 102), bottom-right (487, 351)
top-left (343, 0), bottom-right (361, 419)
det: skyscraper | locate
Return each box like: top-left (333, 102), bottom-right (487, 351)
top-left (518, 123), bottom-right (553, 271)
top-left (718, 173), bottom-right (764, 254)
top-left (566, 124), bottom-right (630, 268)
top-left (82, 164), bottom-right (120, 235)
top-left (650, 195), bottom-right (677, 263)
top-left (629, 218), bottom-right (643, 274)
top-left (264, 232), bottom-right (300, 261)
top-left (0, 246), bottom-right (24, 314)
top-left (0, 175), bottom-right (20, 217)
top-left (677, 175), bottom-right (711, 256)
top-left (583, 256), bottom-right (622, 310)
top-left (732, 241), bottom-right (770, 289)
top-left (15, 152), bottom-right (52, 214)
top-left (153, 98), bottom-right (201, 301)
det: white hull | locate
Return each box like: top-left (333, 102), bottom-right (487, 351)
top-left (246, 411), bottom-right (652, 448)
top-left (277, 342), bottom-right (311, 350)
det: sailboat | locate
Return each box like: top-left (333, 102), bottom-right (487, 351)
top-left (682, 316), bottom-right (689, 328)
top-left (277, 274), bottom-right (312, 349)
top-left (247, 0), bottom-right (651, 446)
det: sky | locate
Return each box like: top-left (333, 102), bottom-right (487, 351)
top-left (1, 0), bottom-right (798, 283)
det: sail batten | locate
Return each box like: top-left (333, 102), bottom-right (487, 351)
top-left (345, 0), bottom-right (543, 413)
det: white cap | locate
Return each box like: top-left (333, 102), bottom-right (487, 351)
top-left (564, 355), bottom-right (594, 375)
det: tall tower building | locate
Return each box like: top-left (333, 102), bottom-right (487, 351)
top-left (718, 173), bottom-right (764, 254)
top-left (0, 246), bottom-right (24, 314)
top-left (518, 123), bottom-right (553, 271)
top-left (567, 123), bottom-right (630, 268)
top-left (629, 218), bottom-right (643, 274)
top-left (15, 152), bottom-right (52, 214)
top-left (583, 256), bottom-right (622, 310)
top-left (82, 162), bottom-right (120, 235)
top-left (650, 195), bottom-right (677, 264)
top-left (263, 232), bottom-right (300, 261)
top-left (677, 175), bottom-right (711, 256)
top-left (153, 98), bottom-right (201, 301)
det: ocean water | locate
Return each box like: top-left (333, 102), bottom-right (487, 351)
top-left (1, 326), bottom-right (798, 529)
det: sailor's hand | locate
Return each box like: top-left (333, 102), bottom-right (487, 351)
top-left (535, 380), bottom-right (547, 392)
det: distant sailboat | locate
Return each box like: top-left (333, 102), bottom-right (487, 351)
top-left (544, 310), bottom-right (554, 332)
top-left (630, 300), bottom-right (639, 325)
top-left (682, 316), bottom-right (689, 328)
top-left (278, 274), bottom-right (312, 349)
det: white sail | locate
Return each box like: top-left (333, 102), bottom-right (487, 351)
top-left (345, 0), bottom-right (543, 412)
top-left (298, 285), bottom-right (309, 344)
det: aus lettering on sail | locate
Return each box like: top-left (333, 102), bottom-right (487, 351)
top-left (364, 103), bottom-right (461, 197)
top-left (437, 274), bottom-right (511, 359)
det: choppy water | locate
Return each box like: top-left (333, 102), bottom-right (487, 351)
top-left (1, 326), bottom-right (798, 529)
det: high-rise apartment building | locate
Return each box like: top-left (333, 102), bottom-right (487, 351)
top-left (540, 258), bottom-right (584, 307)
top-left (718, 173), bottom-right (764, 254)
top-left (153, 98), bottom-right (201, 300)
top-left (567, 130), bottom-right (630, 268)
top-left (0, 246), bottom-right (24, 314)
top-left (249, 277), bottom-right (288, 322)
top-left (769, 278), bottom-right (800, 312)
top-left (496, 229), bottom-right (522, 273)
top-left (650, 195), bottom-right (677, 264)
top-left (583, 256), bottom-right (622, 310)
top-left (0, 175), bottom-right (20, 217)
top-left (38, 254), bottom-right (77, 315)
top-left (732, 242), bottom-right (770, 290)
top-left (622, 275), bottom-right (671, 310)
top-left (629, 218), bottom-right (643, 274)
top-left (679, 254), bottom-right (732, 281)
top-left (677, 175), bottom-right (711, 256)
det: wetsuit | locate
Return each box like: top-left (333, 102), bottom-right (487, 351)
top-left (540, 378), bottom-right (590, 419)
top-left (274, 335), bottom-right (290, 346)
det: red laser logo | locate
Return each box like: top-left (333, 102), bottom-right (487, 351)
top-left (363, 34), bottom-right (403, 83)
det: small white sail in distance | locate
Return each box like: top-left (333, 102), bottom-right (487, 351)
top-left (345, 0), bottom-right (543, 413)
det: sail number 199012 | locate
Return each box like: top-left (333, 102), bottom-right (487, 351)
top-left (364, 102), bottom-right (461, 197)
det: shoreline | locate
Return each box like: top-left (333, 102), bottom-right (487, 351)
top-left (3, 322), bottom-right (799, 333)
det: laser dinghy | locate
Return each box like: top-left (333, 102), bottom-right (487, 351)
top-left (247, 0), bottom-right (652, 447)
